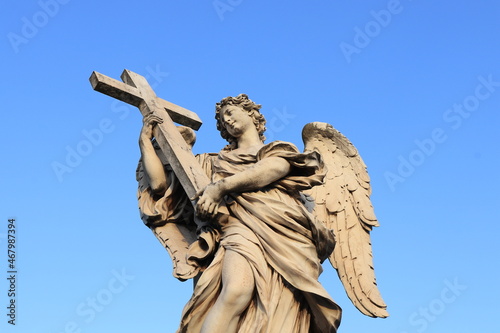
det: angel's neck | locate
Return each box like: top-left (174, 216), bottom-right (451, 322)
top-left (231, 143), bottom-right (264, 155)
top-left (235, 130), bottom-right (262, 150)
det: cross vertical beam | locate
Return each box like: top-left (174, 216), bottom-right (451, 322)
top-left (89, 69), bottom-right (209, 200)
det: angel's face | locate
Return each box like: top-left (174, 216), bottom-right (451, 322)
top-left (220, 105), bottom-right (254, 138)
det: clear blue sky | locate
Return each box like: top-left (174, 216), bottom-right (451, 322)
top-left (1, 1), bottom-right (499, 332)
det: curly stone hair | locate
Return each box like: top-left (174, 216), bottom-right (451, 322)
top-left (215, 94), bottom-right (267, 151)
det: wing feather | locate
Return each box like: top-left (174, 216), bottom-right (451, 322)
top-left (303, 122), bottom-right (388, 318)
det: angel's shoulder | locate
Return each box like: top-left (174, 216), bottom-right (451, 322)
top-left (257, 140), bottom-right (300, 159)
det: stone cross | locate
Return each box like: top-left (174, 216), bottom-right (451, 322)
top-left (89, 69), bottom-right (210, 201)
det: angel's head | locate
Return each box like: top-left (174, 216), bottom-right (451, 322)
top-left (215, 94), bottom-right (266, 150)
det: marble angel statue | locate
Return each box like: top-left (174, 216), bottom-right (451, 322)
top-left (136, 94), bottom-right (388, 332)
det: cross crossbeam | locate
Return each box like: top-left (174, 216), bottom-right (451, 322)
top-left (89, 69), bottom-right (209, 200)
top-left (90, 70), bottom-right (202, 130)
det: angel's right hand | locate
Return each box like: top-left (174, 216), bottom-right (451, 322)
top-left (140, 113), bottom-right (163, 141)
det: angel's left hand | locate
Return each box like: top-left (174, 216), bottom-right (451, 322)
top-left (195, 182), bottom-right (225, 221)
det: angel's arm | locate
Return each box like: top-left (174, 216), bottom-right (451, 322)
top-left (196, 156), bottom-right (291, 221)
top-left (139, 114), bottom-right (168, 196)
top-left (223, 156), bottom-right (291, 192)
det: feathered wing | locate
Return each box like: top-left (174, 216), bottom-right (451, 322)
top-left (302, 122), bottom-right (389, 318)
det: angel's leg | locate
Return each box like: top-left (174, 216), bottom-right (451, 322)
top-left (201, 249), bottom-right (254, 333)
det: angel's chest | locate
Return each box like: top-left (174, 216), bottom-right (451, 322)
top-left (211, 156), bottom-right (256, 181)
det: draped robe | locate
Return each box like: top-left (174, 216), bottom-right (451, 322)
top-left (138, 141), bottom-right (342, 332)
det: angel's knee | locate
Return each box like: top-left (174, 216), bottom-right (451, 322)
top-left (219, 279), bottom-right (254, 312)
top-left (219, 250), bottom-right (255, 312)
